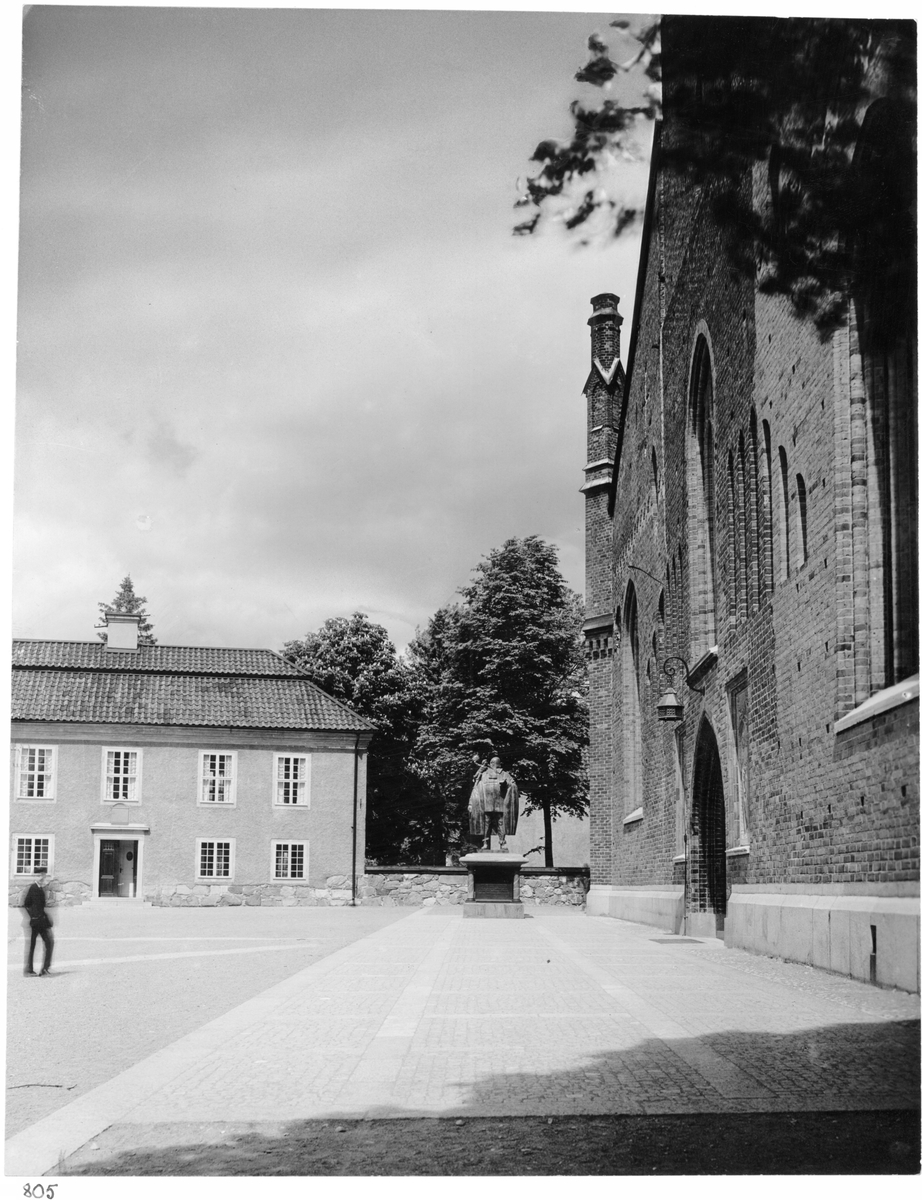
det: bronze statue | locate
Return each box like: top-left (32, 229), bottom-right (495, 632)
top-left (468, 755), bottom-right (519, 851)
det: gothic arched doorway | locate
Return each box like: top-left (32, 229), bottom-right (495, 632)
top-left (687, 717), bottom-right (727, 937)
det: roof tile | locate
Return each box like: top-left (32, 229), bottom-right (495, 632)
top-left (12, 640), bottom-right (306, 676)
top-left (11, 641), bottom-right (373, 732)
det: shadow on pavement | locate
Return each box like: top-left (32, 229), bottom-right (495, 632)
top-left (61, 1018), bottom-right (921, 1176)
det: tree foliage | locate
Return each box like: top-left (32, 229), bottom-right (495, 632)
top-left (96, 575), bottom-right (157, 645)
top-left (409, 536), bottom-right (588, 866)
top-left (516, 15), bottom-right (916, 334)
top-left (282, 613), bottom-right (438, 865)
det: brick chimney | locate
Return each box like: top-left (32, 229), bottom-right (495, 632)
top-left (585, 294), bottom-right (623, 468)
top-left (588, 292), bottom-right (623, 370)
top-left (580, 294), bottom-right (623, 868)
top-left (104, 612), bottom-right (141, 651)
top-left (581, 289), bottom-right (623, 624)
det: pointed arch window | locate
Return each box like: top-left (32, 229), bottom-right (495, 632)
top-left (622, 583), bottom-right (644, 816)
top-left (778, 445), bottom-right (791, 581)
top-left (657, 589), bottom-right (666, 646)
top-left (687, 336), bottom-right (717, 655)
top-left (795, 473), bottom-right (808, 567)
top-left (737, 432), bottom-right (750, 619)
top-left (727, 450), bottom-right (739, 627)
top-left (853, 98), bottom-right (918, 685)
top-left (761, 419), bottom-right (775, 594)
top-left (748, 410), bottom-right (764, 609)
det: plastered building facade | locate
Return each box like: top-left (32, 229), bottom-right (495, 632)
top-left (582, 21), bottom-right (918, 991)
top-left (10, 614), bottom-right (372, 907)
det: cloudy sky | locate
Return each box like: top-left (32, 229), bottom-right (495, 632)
top-left (12, 5), bottom-right (654, 654)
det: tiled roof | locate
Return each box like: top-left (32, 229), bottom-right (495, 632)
top-left (11, 640), bottom-right (373, 732)
top-left (12, 640), bottom-right (308, 677)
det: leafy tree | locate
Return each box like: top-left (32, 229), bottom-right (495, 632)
top-left (282, 613), bottom-right (438, 864)
top-left (516, 15), bottom-right (916, 335)
top-left (404, 604), bottom-right (466, 861)
top-left (96, 575), bottom-right (157, 645)
top-left (410, 536), bottom-right (588, 866)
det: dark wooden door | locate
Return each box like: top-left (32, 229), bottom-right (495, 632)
top-left (99, 839), bottom-right (118, 896)
top-left (690, 718), bottom-right (727, 925)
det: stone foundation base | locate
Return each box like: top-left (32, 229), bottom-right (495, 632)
top-left (585, 885), bottom-right (684, 932)
top-left (361, 870), bottom-right (587, 907)
top-left (726, 889), bottom-right (920, 993)
top-left (685, 912), bottom-right (721, 938)
top-left (8, 881), bottom-right (92, 908)
top-left (149, 879), bottom-right (355, 907)
top-left (464, 901), bottom-right (525, 919)
top-left (586, 884), bottom-right (919, 992)
top-left (10, 870), bottom-right (590, 911)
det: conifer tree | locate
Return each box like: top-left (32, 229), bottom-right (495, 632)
top-left (96, 575), bottom-right (157, 645)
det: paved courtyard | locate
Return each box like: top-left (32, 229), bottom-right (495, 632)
top-left (6, 904), bottom-right (919, 1177)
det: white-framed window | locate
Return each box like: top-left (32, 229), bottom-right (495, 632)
top-left (196, 838), bottom-right (234, 880)
top-left (14, 745), bottom-right (57, 802)
top-left (102, 748), bottom-right (142, 803)
top-left (198, 751), bottom-right (237, 806)
top-left (273, 753), bottom-right (310, 807)
top-left (12, 835), bottom-right (54, 876)
top-left (272, 840), bottom-right (308, 881)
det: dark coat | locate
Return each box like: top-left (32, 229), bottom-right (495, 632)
top-left (23, 883), bottom-right (52, 929)
top-left (468, 767), bottom-right (519, 836)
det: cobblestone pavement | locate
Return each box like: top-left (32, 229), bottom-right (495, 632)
top-left (6, 903), bottom-right (408, 1138)
top-left (6, 905), bottom-right (919, 1176)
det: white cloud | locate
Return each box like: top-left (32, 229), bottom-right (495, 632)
top-left (14, 8), bottom-right (647, 654)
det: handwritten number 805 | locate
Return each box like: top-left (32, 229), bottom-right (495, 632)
top-left (24, 1186), bottom-right (56, 1198)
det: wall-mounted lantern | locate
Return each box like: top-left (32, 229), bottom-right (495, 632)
top-left (656, 656), bottom-right (705, 723)
top-left (656, 686), bottom-right (685, 723)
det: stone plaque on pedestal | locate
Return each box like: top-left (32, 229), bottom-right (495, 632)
top-left (460, 853), bottom-right (528, 918)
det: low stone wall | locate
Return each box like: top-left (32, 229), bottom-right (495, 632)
top-left (149, 877), bottom-right (355, 907)
top-left (358, 869), bottom-right (466, 906)
top-left (8, 878), bottom-right (356, 908)
top-left (11, 868), bottom-right (590, 909)
top-left (521, 872), bottom-right (589, 906)
top-left (360, 866), bottom-right (589, 907)
top-left (8, 880), bottom-right (92, 908)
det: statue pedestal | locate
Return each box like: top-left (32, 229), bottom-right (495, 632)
top-left (460, 853), bottom-right (528, 918)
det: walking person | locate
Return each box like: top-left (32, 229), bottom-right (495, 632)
top-left (22, 872), bottom-right (54, 977)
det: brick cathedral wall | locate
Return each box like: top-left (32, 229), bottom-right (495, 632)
top-left (587, 137), bottom-right (918, 896)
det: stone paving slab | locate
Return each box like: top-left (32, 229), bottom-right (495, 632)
top-left (5, 903), bottom-right (411, 1142)
top-left (6, 906), bottom-right (920, 1177)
